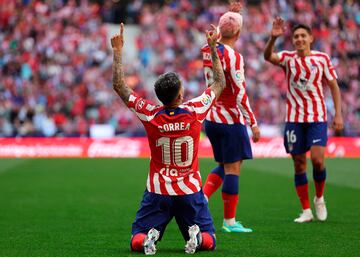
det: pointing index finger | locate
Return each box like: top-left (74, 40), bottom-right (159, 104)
top-left (120, 23), bottom-right (124, 34)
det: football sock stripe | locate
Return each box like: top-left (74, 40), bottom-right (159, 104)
top-left (313, 168), bottom-right (326, 198)
top-left (294, 173), bottom-right (310, 210)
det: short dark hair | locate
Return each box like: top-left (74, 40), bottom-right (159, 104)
top-left (292, 23), bottom-right (312, 35)
top-left (154, 72), bottom-right (182, 105)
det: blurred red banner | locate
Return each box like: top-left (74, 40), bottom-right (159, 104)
top-left (0, 137), bottom-right (359, 158)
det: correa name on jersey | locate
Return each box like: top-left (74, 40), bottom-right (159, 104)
top-left (158, 122), bottom-right (190, 132)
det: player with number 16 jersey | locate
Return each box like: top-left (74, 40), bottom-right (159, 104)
top-left (264, 18), bottom-right (343, 224)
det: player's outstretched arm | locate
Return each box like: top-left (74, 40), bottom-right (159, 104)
top-left (327, 79), bottom-right (344, 132)
top-left (264, 17), bottom-right (284, 65)
top-left (111, 23), bottom-right (133, 104)
top-left (207, 25), bottom-right (226, 99)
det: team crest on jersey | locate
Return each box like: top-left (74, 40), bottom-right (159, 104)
top-left (135, 99), bottom-right (145, 110)
top-left (288, 143), bottom-right (293, 152)
top-left (201, 94), bottom-right (212, 106)
top-left (310, 64), bottom-right (318, 74)
top-left (203, 52), bottom-right (211, 60)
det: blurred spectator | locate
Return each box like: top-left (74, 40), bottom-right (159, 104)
top-left (0, 0), bottom-right (359, 137)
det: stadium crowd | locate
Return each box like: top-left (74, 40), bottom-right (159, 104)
top-left (0, 0), bottom-right (359, 137)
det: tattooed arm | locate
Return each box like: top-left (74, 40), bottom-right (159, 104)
top-left (207, 25), bottom-right (226, 99)
top-left (111, 23), bottom-right (133, 104)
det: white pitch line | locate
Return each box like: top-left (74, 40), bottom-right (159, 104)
top-left (0, 159), bottom-right (29, 175)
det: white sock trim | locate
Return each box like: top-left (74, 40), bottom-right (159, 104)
top-left (224, 218), bottom-right (235, 226)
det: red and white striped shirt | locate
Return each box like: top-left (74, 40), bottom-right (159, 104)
top-left (127, 88), bottom-right (216, 196)
top-left (201, 43), bottom-right (257, 126)
top-left (277, 50), bottom-right (337, 122)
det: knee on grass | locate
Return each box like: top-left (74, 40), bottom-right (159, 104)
top-left (200, 232), bottom-right (216, 251)
top-left (130, 233), bottom-right (147, 252)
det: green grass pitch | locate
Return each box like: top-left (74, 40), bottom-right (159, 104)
top-left (0, 158), bottom-right (359, 257)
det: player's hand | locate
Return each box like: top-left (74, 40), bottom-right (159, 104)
top-left (206, 24), bottom-right (218, 48)
top-left (111, 23), bottom-right (124, 51)
top-left (332, 114), bottom-right (344, 133)
top-left (229, 1), bottom-right (243, 13)
top-left (251, 125), bottom-right (260, 143)
top-left (271, 17), bottom-right (285, 38)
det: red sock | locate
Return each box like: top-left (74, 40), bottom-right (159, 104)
top-left (130, 233), bottom-right (146, 252)
top-left (295, 184), bottom-right (310, 209)
top-left (221, 192), bottom-right (239, 219)
top-left (314, 180), bottom-right (325, 198)
top-left (203, 173), bottom-right (223, 199)
top-left (200, 232), bottom-right (216, 250)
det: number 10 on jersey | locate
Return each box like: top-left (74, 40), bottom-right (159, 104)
top-left (156, 136), bottom-right (194, 167)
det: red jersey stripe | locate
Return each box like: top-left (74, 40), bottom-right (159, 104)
top-left (314, 59), bottom-right (327, 120)
top-left (287, 61), bottom-right (300, 122)
top-left (215, 105), bottom-right (228, 123)
top-left (171, 179), bottom-right (186, 195)
top-left (182, 175), bottom-right (198, 193)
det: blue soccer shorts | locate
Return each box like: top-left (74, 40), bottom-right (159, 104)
top-left (283, 122), bottom-right (328, 155)
top-left (204, 120), bottom-right (253, 163)
top-left (131, 190), bottom-right (215, 241)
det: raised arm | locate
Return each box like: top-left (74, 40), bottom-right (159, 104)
top-left (207, 25), bottom-right (226, 99)
top-left (264, 17), bottom-right (284, 65)
top-left (111, 23), bottom-right (133, 104)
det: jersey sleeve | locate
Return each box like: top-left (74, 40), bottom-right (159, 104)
top-left (322, 53), bottom-right (338, 81)
top-left (201, 44), bottom-right (225, 88)
top-left (127, 93), bottom-right (159, 122)
top-left (183, 88), bottom-right (216, 123)
top-left (229, 52), bottom-right (258, 127)
top-left (276, 50), bottom-right (293, 67)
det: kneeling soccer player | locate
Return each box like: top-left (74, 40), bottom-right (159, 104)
top-left (111, 23), bottom-right (225, 254)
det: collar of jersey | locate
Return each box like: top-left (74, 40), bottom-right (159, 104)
top-left (155, 107), bottom-right (191, 117)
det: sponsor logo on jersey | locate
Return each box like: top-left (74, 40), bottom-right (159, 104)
top-left (159, 167), bottom-right (193, 177)
top-left (291, 80), bottom-right (307, 91)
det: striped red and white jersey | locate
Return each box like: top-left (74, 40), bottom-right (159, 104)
top-left (276, 50), bottom-right (338, 123)
top-left (201, 43), bottom-right (257, 126)
top-left (127, 88), bottom-right (216, 196)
